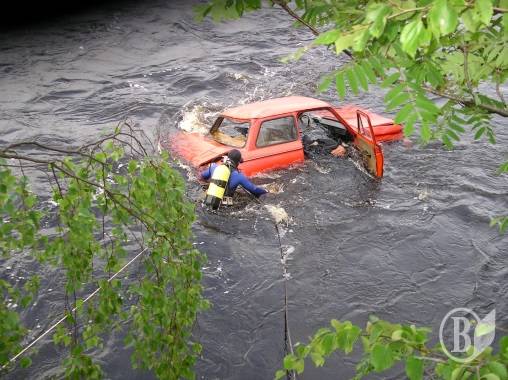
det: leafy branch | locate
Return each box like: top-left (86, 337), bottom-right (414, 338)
top-left (276, 317), bottom-right (508, 380)
top-left (0, 122), bottom-right (207, 379)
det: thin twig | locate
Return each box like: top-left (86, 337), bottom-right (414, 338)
top-left (272, 0), bottom-right (353, 59)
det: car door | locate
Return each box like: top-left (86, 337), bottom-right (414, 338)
top-left (241, 114), bottom-right (304, 175)
top-left (354, 110), bottom-right (384, 177)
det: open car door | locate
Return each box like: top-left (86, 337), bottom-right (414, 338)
top-left (354, 110), bottom-right (384, 177)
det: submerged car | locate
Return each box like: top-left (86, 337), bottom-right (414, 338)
top-left (167, 96), bottom-right (403, 178)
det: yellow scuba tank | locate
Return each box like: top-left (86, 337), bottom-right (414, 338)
top-left (204, 164), bottom-right (231, 210)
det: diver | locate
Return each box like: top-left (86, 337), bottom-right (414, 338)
top-left (201, 149), bottom-right (268, 210)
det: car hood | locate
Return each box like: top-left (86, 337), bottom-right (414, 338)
top-left (169, 132), bottom-right (232, 167)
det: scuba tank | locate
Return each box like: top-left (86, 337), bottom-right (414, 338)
top-left (204, 159), bottom-right (233, 210)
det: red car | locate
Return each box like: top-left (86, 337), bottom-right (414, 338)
top-left (167, 96), bottom-right (403, 178)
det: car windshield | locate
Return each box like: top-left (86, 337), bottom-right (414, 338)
top-left (210, 117), bottom-right (249, 148)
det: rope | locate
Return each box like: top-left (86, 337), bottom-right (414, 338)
top-left (274, 223), bottom-right (296, 380)
top-left (2, 247), bottom-right (149, 370)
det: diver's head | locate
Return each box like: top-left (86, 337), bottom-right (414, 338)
top-left (226, 149), bottom-right (243, 168)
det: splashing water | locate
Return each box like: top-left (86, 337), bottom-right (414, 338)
top-left (264, 204), bottom-right (291, 225)
top-left (263, 182), bottom-right (285, 194)
top-left (177, 104), bottom-right (213, 134)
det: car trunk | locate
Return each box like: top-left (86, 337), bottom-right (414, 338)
top-left (169, 132), bottom-right (232, 167)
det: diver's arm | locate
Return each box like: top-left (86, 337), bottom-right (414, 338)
top-left (236, 173), bottom-right (268, 198)
top-left (200, 163), bottom-right (216, 180)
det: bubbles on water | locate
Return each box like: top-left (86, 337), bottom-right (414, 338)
top-left (226, 72), bottom-right (249, 83)
top-left (255, 171), bottom-right (281, 179)
top-left (417, 189), bottom-right (430, 201)
top-left (263, 182), bottom-right (284, 194)
top-left (311, 161), bottom-right (331, 175)
top-left (126, 81), bottom-right (148, 91)
top-left (175, 160), bottom-right (198, 182)
top-left (264, 204), bottom-right (291, 225)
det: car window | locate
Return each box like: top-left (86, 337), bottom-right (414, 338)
top-left (210, 117), bottom-right (249, 148)
top-left (256, 116), bottom-right (297, 147)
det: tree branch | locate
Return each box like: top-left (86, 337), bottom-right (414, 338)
top-left (423, 86), bottom-right (508, 117)
top-left (270, 2), bottom-right (508, 118)
top-left (272, 0), bottom-right (354, 59)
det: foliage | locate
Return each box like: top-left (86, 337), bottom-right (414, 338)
top-left (0, 123), bottom-right (207, 379)
top-left (275, 317), bottom-right (508, 380)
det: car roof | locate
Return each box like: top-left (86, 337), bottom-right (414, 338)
top-left (221, 96), bottom-right (332, 119)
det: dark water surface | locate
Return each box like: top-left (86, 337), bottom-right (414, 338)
top-left (1, 1), bottom-right (508, 379)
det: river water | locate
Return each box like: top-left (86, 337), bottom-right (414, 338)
top-left (1, 1), bottom-right (507, 379)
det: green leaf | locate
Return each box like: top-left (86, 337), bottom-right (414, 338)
top-left (475, 0), bottom-right (493, 25)
top-left (384, 83), bottom-right (404, 103)
top-left (387, 92), bottom-right (409, 110)
top-left (487, 362), bottom-right (508, 380)
top-left (448, 121), bottom-right (465, 133)
top-left (361, 61), bottom-right (378, 83)
top-left (320, 333), bottom-right (336, 354)
top-left (406, 357), bottom-right (424, 380)
top-left (442, 133), bottom-right (453, 148)
top-left (474, 126), bottom-right (486, 139)
top-left (317, 74), bottom-right (333, 93)
top-left (482, 374), bottom-right (501, 380)
top-left (194, 4), bottom-right (213, 22)
top-left (461, 9), bottom-right (480, 32)
top-left (395, 103), bottom-right (413, 123)
top-left (330, 319), bottom-right (341, 331)
top-left (404, 113), bottom-right (417, 136)
top-left (283, 354), bottom-right (299, 370)
top-left (381, 72), bottom-right (400, 88)
top-left (415, 96), bottom-right (440, 115)
top-left (428, 0), bottom-right (458, 37)
top-left (336, 72), bottom-right (346, 99)
top-left (314, 29), bottom-right (341, 45)
top-left (498, 161), bottom-right (508, 174)
top-left (391, 330), bottom-right (403, 341)
top-left (451, 367), bottom-right (465, 380)
top-left (20, 356), bottom-right (32, 368)
top-left (371, 344), bottom-right (394, 372)
top-left (354, 65), bottom-right (369, 91)
top-left (334, 34), bottom-right (355, 55)
top-left (446, 128), bottom-right (460, 141)
top-left (275, 369), bottom-right (286, 380)
top-left (346, 68), bottom-right (359, 95)
top-left (366, 3), bottom-right (391, 38)
top-left (421, 123), bottom-right (432, 142)
top-left (294, 359), bottom-right (304, 374)
top-left (353, 29), bottom-right (371, 52)
top-left (400, 19), bottom-right (424, 57)
top-left (475, 321), bottom-right (495, 337)
top-left (310, 352), bottom-right (325, 367)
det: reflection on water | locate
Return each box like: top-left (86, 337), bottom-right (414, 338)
top-left (1, 0), bottom-right (507, 379)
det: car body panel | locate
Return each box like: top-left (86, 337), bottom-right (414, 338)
top-left (311, 105), bottom-right (404, 142)
top-left (166, 96), bottom-right (403, 178)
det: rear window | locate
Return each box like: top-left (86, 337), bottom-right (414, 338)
top-left (256, 116), bottom-right (297, 147)
top-left (210, 117), bottom-right (249, 148)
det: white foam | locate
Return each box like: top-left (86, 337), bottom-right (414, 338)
top-left (264, 204), bottom-right (290, 225)
top-left (177, 105), bottom-right (210, 134)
